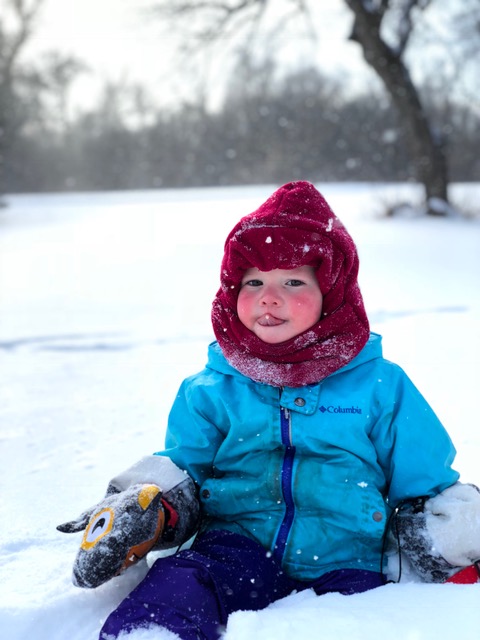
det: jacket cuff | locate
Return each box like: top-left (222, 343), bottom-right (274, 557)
top-left (107, 455), bottom-right (191, 494)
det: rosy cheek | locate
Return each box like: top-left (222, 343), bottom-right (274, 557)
top-left (296, 294), bottom-right (323, 318)
top-left (237, 293), bottom-right (253, 319)
top-left (294, 294), bottom-right (312, 306)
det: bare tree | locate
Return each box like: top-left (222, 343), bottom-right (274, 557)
top-left (0, 0), bottom-right (45, 196)
top-left (146, 0), bottom-right (470, 214)
top-left (0, 1), bottom-right (90, 196)
top-left (41, 52), bottom-right (89, 134)
top-left (344, 0), bottom-right (449, 213)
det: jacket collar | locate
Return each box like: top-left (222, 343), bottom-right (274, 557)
top-left (206, 332), bottom-right (382, 394)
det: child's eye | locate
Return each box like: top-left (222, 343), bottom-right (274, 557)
top-left (286, 279), bottom-right (304, 287)
top-left (243, 279), bottom-right (263, 287)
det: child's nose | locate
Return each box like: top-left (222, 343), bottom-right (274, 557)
top-left (260, 286), bottom-right (281, 305)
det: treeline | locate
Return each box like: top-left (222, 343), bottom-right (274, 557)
top-left (5, 65), bottom-right (480, 193)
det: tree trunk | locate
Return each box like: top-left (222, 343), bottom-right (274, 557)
top-left (346, 2), bottom-right (449, 213)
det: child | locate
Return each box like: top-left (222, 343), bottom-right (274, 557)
top-left (59, 181), bottom-right (480, 640)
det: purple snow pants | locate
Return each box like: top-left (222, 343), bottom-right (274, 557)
top-left (100, 530), bottom-right (385, 640)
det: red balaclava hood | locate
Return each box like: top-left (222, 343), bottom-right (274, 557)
top-left (211, 181), bottom-right (370, 387)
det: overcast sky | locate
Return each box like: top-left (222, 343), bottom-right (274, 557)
top-left (28, 0), bottom-right (176, 109)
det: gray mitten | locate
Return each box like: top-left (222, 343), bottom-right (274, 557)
top-left (395, 482), bottom-right (480, 582)
top-left (57, 456), bottom-right (200, 588)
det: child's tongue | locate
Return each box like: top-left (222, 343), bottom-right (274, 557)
top-left (258, 314), bottom-right (284, 327)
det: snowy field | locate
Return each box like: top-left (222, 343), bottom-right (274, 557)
top-left (0, 182), bottom-right (479, 640)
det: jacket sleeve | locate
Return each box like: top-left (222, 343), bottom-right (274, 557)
top-left (369, 363), bottom-right (460, 507)
top-left (154, 373), bottom-right (227, 486)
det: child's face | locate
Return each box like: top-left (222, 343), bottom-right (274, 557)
top-left (237, 266), bottom-right (323, 344)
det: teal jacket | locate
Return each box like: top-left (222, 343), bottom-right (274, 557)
top-left (156, 333), bottom-right (459, 581)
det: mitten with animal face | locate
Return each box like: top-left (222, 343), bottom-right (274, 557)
top-left (57, 456), bottom-right (200, 588)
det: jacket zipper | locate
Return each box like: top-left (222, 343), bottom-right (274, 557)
top-left (273, 405), bottom-right (296, 564)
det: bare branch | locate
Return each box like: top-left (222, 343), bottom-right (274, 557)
top-left (156, 0), bottom-right (262, 26)
top-left (0, 0), bottom-right (44, 81)
top-left (149, 0), bottom-right (268, 52)
top-left (396, 0), bottom-right (416, 54)
top-left (395, 0), bottom-right (432, 56)
top-left (288, 0), bottom-right (318, 43)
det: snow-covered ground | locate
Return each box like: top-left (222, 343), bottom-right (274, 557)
top-left (1, 183), bottom-right (479, 640)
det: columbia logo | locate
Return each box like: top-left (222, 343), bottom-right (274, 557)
top-left (319, 405), bottom-right (362, 414)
